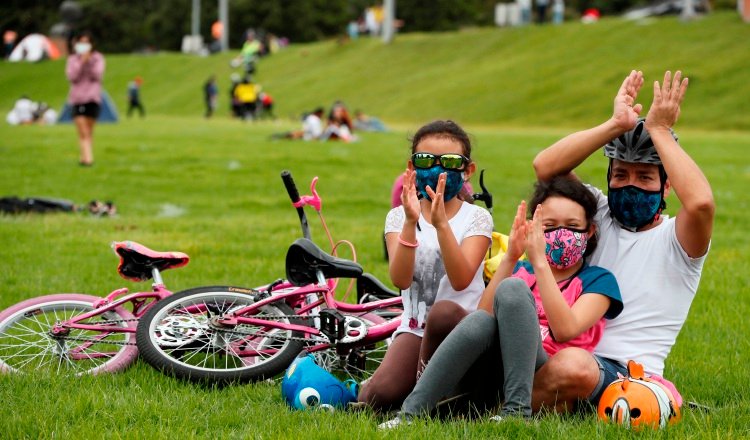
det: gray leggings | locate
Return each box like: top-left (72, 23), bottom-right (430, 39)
top-left (401, 277), bottom-right (548, 418)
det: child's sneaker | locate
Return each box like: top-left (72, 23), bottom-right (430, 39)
top-left (378, 414), bottom-right (412, 430)
top-left (347, 401), bottom-right (368, 411)
top-left (489, 413), bottom-right (537, 425)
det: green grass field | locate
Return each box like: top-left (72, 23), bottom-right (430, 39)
top-left (1, 11), bottom-right (749, 439)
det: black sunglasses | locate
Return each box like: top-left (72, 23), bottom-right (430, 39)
top-left (411, 153), bottom-right (469, 171)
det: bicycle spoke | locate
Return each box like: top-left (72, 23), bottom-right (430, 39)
top-left (148, 295), bottom-right (299, 371)
top-left (0, 298), bottom-right (137, 375)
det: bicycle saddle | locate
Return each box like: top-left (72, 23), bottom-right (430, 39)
top-left (357, 273), bottom-right (399, 302)
top-left (285, 238), bottom-right (363, 286)
top-left (112, 241), bottom-right (190, 282)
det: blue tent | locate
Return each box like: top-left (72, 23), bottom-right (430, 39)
top-left (57, 90), bottom-right (119, 123)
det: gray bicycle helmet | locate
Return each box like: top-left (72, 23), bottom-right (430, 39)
top-left (603, 119), bottom-right (678, 165)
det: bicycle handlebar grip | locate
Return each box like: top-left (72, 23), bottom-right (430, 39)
top-left (281, 170), bottom-right (301, 203)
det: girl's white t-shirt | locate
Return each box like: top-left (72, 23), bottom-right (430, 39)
top-left (385, 202), bottom-right (493, 337)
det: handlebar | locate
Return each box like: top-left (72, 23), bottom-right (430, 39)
top-left (281, 170), bottom-right (300, 204)
top-left (281, 170), bottom-right (311, 240)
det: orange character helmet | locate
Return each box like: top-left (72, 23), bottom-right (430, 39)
top-left (597, 360), bottom-right (681, 429)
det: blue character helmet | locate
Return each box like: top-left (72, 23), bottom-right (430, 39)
top-left (281, 353), bottom-right (358, 410)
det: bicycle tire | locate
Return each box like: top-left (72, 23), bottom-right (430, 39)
top-left (0, 294), bottom-right (138, 375)
top-left (136, 286), bottom-right (305, 384)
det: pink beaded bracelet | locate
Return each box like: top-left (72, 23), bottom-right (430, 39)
top-left (398, 235), bottom-right (418, 248)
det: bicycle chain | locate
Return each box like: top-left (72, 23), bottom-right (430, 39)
top-left (51, 317), bottom-right (140, 346)
top-left (52, 311), bottom-right (397, 348)
top-left (49, 315), bottom-right (315, 347)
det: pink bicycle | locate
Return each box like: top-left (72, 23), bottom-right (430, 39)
top-left (135, 171), bottom-right (403, 384)
top-left (0, 241), bottom-right (194, 375)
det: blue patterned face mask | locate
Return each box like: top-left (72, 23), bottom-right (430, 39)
top-left (607, 185), bottom-right (663, 230)
top-left (415, 167), bottom-right (464, 202)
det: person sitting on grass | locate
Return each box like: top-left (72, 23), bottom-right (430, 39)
top-left (530, 70), bottom-right (714, 414)
top-left (270, 107), bottom-right (325, 141)
top-left (321, 101), bottom-right (356, 142)
top-left (353, 109), bottom-right (388, 132)
top-left (357, 120), bottom-right (493, 411)
top-left (380, 176), bottom-right (622, 428)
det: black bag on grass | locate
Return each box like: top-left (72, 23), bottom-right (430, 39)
top-left (0, 196), bottom-right (77, 214)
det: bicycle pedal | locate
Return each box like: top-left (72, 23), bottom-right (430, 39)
top-left (347, 349), bottom-right (366, 371)
top-left (318, 310), bottom-right (368, 344)
top-left (319, 309), bottom-right (346, 341)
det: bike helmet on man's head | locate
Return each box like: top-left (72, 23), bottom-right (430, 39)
top-left (603, 119), bottom-right (678, 165)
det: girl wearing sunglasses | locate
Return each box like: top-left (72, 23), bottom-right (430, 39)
top-left (379, 176), bottom-right (623, 427)
top-left (358, 120), bottom-right (493, 411)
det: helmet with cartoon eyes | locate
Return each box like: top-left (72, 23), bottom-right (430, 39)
top-left (597, 360), bottom-right (681, 429)
top-left (281, 353), bottom-right (358, 410)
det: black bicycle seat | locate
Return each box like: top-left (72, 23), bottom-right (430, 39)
top-left (285, 238), bottom-right (363, 286)
top-left (357, 273), bottom-right (399, 302)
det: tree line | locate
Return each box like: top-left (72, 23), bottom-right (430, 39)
top-left (1, 0), bottom-right (733, 53)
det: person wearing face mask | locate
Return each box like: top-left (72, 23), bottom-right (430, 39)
top-left (65, 31), bottom-right (105, 166)
top-left (379, 177), bottom-right (622, 428)
top-left (530, 70), bottom-right (714, 414)
top-left (357, 120), bottom-right (493, 411)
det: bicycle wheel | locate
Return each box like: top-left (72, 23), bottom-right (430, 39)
top-left (136, 286), bottom-right (305, 384)
top-left (0, 294), bottom-right (138, 375)
top-left (311, 312), bottom-right (394, 382)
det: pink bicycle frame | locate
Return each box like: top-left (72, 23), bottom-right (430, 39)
top-left (217, 278), bottom-right (402, 354)
top-left (49, 282), bottom-right (173, 360)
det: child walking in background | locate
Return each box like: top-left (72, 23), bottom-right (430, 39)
top-left (357, 120), bottom-right (493, 411)
top-left (204, 75), bottom-right (218, 118)
top-left (126, 76), bottom-right (144, 118)
top-left (380, 177), bottom-right (623, 427)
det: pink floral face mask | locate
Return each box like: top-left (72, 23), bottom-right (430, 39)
top-left (543, 227), bottom-right (588, 270)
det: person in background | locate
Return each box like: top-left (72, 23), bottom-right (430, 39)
top-left (5, 96), bottom-right (35, 125)
top-left (300, 107), bottom-right (324, 140)
top-left (237, 30), bottom-right (262, 75)
top-left (271, 107), bottom-right (325, 140)
top-left (204, 75), bottom-right (218, 118)
top-left (65, 31), bottom-right (104, 167)
top-left (3, 30), bottom-right (17, 58)
top-left (552, 0), bottom-right (565, 24)
top-left (229, 73), bottom-right (242, 118)
top-left (126, 76), bottom-right (144, 118)
top-left (258, 91), bottom-right (275, 119)
top-left (322, 101), bottom-right (356, 142)
top-left (353, 109), bottom-right (388, 132)
top-left (518, 0), bottom-right (532, 24)
top-left (536, 0), bottom-right (550, 23)
top-left (233, 75), bottom-right (259, 120)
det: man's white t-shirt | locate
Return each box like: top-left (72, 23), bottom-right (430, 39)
top-left (385, 202), bottom-right (493, 338)
top-left (586, 185), bottom-right (709, 376)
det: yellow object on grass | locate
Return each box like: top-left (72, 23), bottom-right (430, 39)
top-left (483, 231), bottom-right (524, 283)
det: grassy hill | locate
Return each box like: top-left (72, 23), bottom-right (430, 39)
top-left (1, 11), bottom-right (749, 439)
top-left (2, 11), bottom-right (749, 130)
